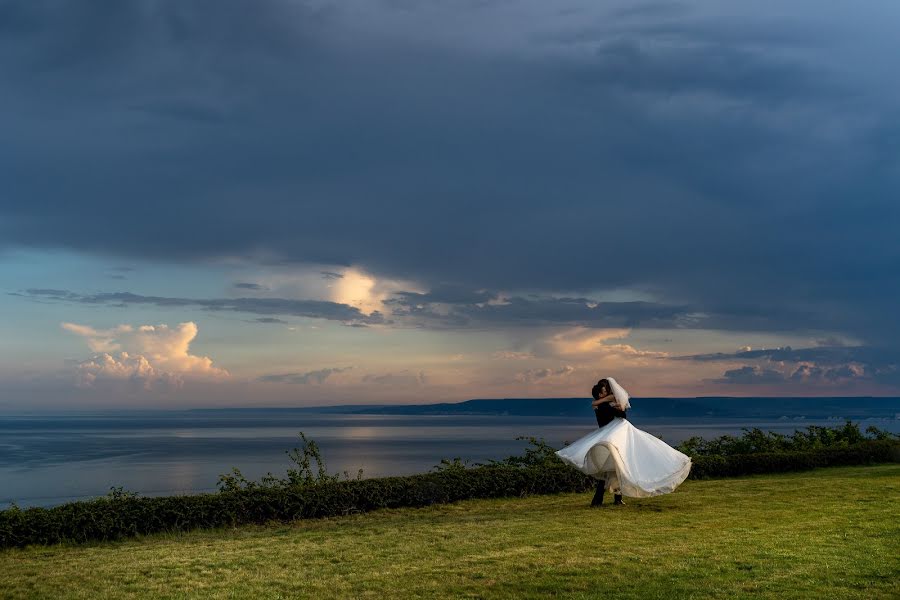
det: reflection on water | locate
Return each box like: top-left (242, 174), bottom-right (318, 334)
top-left (1, 413), bottom-right (897, 508)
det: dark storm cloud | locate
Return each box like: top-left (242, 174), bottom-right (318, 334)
top-left (675, 346), bottom-right (854, 364)
top-left (386, 292), bottom-right (697, 329)
top-left (387, 293), bottom-right (697, 328)
top-left (710, 365), bottom-right (787, 385)
top-left (17, 289), bottom-right (386, 326)
top-left (253, 317), bottom-right (288, 324)
top-left (258, 367), bottom-right (351, 385)
top-left (674, 345), bottom-right (900, 368)
top-left (682, 345), bottom-right (900, 387)
top-left (18, 286), bottom-right (709, 331)
top-left (393, 285), bottom-right (495, 306)
top-left (386, 291), bottom-right (834, 333)
top-left (1, 1), bottom-right (899, 358)
top-left (362, 371), bottom-right (427, 386)
top-left (708, 362), bottom-right (871, 386)
top-left (462, 297), bottom-right (688, 327)
top-left (789, 364), bottom-right (865, 383)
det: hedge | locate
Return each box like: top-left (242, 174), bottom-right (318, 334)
top-left (0, 464), bottom-right (593, 548)
top-left (1, 440), bottom-right (897, 548)
top-left (687, 439), bottom-right (900, 479)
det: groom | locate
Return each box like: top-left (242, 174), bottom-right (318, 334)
top-left (590, 379), bottom-right (626, 506)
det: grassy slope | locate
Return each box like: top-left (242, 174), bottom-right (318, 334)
top-left (1, 465), bottom-right (898, 600)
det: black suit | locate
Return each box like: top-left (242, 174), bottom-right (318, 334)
top-left (594, 402), bottom-right (627, 428)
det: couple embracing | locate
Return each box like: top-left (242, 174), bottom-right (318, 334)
top-left (556, 377), bottom-right (692, 506)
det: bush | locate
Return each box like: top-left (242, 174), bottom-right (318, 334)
top-left (688, 439), bottom-right (899, 479)
top-left (676, 421), bottom-right (897, 457)
top-left (0, 464), bottom-right (594, 548)
top-left (486, 436), bottom-right (567, 469)
top-left (216, 432), bottom-right (363, 493)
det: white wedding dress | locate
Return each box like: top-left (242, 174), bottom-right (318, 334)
top-left (555, 378), bottom-right (692, 498)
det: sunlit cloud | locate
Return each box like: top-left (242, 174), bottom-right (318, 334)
top-left (63, 321), bottom-right (228, 389)
top-left (531, 327), bottom-right (669, 365)
top-left (227, 264), bottom-right (418, 320)
top-left (330, 268), bottom-right (384, 316)
top-left (74, 352), bottom-right (180, 390)
top-left (60, 323), bottom-right (132, 353)
top-left (541, 328), bottom-right (632, 355)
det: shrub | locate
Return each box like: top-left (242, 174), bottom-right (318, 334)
top-left (217, 432), bottom-right (363, 492)
top-left (676, 421), bottom-right (897, 457)
top-left (687, 439), bottom-right (899, 479)
top-left (486, 436), bottom-right (566, 468)
top-left (0, 463), bottom-right (594, 548)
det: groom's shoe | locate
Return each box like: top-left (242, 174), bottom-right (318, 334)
top-left (613, 494), bottom-right (625, 506)
top-left (591, 481), bottom-right (606, 507)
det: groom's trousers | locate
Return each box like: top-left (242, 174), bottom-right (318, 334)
top-left (591, 480), bottom-right (623, 506)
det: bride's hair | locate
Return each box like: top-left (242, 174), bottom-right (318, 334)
top-left (592, 378), bottom-right (611, 400)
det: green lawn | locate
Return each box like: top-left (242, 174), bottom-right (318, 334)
top-left (2, 465), bottom-right (898, 599)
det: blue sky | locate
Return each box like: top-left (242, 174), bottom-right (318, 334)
top-left (2, 1), bottom-right (899, 409)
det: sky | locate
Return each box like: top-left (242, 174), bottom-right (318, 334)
top-left (1, 0), bottom-right (899, 410)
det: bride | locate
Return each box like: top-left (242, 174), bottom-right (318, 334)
top-left (555, 377), bottom-right (691, 506)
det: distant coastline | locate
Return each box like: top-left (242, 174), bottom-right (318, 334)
top-left (188, 397), bottom-right (900, 420)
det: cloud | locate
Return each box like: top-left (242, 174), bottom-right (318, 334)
top-left (538, 327), bottom-right (632, 356)
top-left (74, 352), bottom-right (180, 390)
top-left (362, 371), bottom-right (427, 386)
top-left (674, 343), bottom-right (900, 386)
top-left (387, 292), bottom-right (703, 330)
top-left (60, 322), bottom-right (131, 353)
top-left (253, 317), bottom-right (288, 324)
top-left (19, 287), bottom-right (710, 331)
top-left (498, 328), bottom-right (669, 377)
top-left (234, 282), bottom-right (265, 290)
top-left (393, 285), bottom-right (495, 306)
top-left (709, 360), bottom-right (871, 386)
top-left (257, 367), bottom-right (351, 385)
top-left (387, 290), bottom-right (828, 333)
top-left (328, 268), bottom-right (396, 316)
top-left (63, 321), bottom-right (228, 388)
top-left (1, 0), bottom-right (900, 386)
top-left (710, 365), bottom-right (786, 385)
top-left (514, 365), bottom-right (577, 384)
top-left (492, 350), bottom-right (535, 361)
top-left (23, 289), bottom-right (386, 326)
top-left (673, 345), bottom-right (856, 363)
top-left (790, 363), bottom-right (866, 383)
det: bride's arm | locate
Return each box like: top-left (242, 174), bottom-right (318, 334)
top-left (591, 393), bottom-right (617, 408)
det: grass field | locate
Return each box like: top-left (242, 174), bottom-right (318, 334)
top-left (1, 465), bottom-right (898, 599)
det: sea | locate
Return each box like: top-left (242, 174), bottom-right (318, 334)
top-left (1, 410), bottom-right (898, 509)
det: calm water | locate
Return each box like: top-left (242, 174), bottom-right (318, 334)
top-left (1, 412), bottom-right (897, 508)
